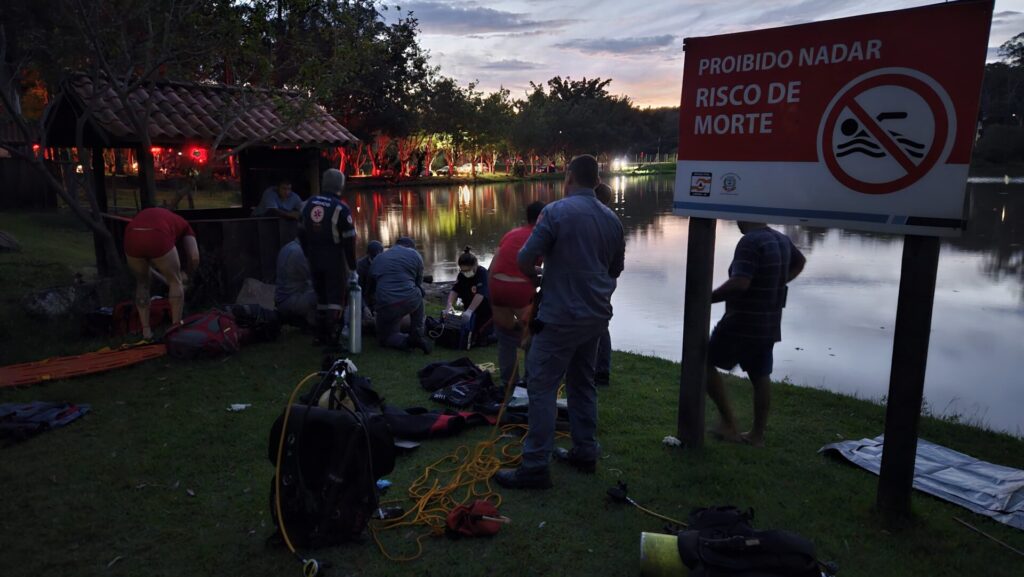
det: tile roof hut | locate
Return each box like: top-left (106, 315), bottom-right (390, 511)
top-left (44, 74), bottom-right (360, 294)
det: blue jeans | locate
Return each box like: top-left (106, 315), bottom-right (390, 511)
top-left (596, 327), bottom-right (611, 375)
top-left (521, 321), bottom-right (606, 469)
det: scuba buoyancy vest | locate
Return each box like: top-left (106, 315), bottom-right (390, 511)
top-left (267, 363), bottom-right (395, 550)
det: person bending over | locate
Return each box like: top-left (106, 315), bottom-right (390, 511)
top-left (123, 207), bottom-right (200, 339)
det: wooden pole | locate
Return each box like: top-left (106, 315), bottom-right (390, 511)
top-left (92, 148), bottom-right (109, 276)
top-left (677, 216), bottom-right (716, 448)
top-left (876, 234), bottom-right (941, 517)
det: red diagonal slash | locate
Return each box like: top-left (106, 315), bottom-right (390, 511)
top-left (846, 100), bottom-right (918, 175)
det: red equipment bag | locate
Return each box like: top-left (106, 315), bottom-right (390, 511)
top-left (445, 500), bottom-right (505, 537)
top-left (164, 311), bottom-right (241, 360)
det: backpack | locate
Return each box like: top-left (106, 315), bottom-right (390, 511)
top-left (267, 365), bottom-right (395, 549)
top-left (216, 303), bottom-right (281, 344)
top-left (426, 314), bottom-right (473, 350)
top-left (164, 311), bottom-right (241, 359)
top-left (676, 506), bottom-right (835, 577)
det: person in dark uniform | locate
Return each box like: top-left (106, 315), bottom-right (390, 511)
top-left (445, 246), bottom-right (493, 345)
top-left (297, 169), bottom-right (357, 349)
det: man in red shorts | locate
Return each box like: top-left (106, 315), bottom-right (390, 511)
top-left (123, 207), bottom-right (200, 339)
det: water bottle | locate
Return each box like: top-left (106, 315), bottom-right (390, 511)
top-left (348, 276), bottom-right (362, 354)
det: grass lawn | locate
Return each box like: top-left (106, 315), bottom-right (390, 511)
top-left (1, 209), bottom-right (1023, 577)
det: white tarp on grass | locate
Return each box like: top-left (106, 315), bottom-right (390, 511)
top-left (819, 435), bottom-right (1024, 530)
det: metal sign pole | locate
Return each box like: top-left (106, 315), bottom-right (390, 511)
top-left (677, 216), bottom-right (716, 448)
top-left (876, 234), bottom-right (941, 517)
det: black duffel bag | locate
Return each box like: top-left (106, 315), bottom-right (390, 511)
top-left (676, 506), bottom-right (835, 577)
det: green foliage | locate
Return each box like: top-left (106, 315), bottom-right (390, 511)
top-left (972, 124), bottom-right (1024, 165)
top-left (1000, 32), bottom-right (1024, 68)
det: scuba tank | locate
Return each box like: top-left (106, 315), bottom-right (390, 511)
top-left (348, 275), bottom-right (362, 354)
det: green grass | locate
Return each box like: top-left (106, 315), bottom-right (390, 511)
top-left (2, 209), bottom-right (1023, 577)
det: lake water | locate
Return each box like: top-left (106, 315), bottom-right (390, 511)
top-left (345, 174), bottom-right (1023, 435)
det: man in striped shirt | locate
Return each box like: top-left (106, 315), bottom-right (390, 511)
top-left (707, 221), bottom-right (806, 447)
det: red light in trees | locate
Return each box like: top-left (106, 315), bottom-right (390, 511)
top-left (32, 144), bottom-right (40, 153)
top-left (190, 147), bottom-right (208, 163)
top-left (150, 147), bottom-right (162, 155)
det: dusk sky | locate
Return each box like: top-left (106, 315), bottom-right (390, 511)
top-left (385, 0), bottom-right (1024, 107)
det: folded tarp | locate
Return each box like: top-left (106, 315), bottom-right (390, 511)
top-left (820, 435), bottom-right (1024, 530)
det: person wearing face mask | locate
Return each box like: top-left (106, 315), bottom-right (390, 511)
top-left (445, 246), bottom-right (493, 345)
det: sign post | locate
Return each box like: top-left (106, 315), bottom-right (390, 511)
top-left (677, 217), bottom-right (715, 448)
top-left (673, 1), bottom-right (993, 515)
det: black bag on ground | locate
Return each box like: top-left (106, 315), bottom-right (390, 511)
top-left (417, 357), bottom-right (483, 392)
top-left (676, 506), bottom-right (831, 577)
top-left (218, 303), bottom-right (281, 343)
top-left (425, 314), bottom-right (471, 349)
top-left (267, 394), bottom-right (395, 549)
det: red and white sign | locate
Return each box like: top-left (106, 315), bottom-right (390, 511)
top-left (674, 0), bottom-right (993, 236)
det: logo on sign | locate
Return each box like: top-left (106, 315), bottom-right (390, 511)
top-left (721, 173), bottom-right (740, 194)
top-left (818, 67), bottom-right (955, 195)
top-left (690, 172), bottom-right (713, 196)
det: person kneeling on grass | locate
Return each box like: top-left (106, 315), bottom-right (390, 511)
top-left (706, 221), bottom-right (806, 447)
top-left (368, 237), bottom-right (432, 354)
top-left (274, 238), bottom-right (317, 327)
top-left (445, 246), bottom-right (493, 346)
top-left (123, 207), bottom-right (200, 339)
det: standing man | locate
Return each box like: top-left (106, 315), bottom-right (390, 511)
top-left (298, 169), bottom-right (357, 350)
top-left (707, 222), bottom-right (806, 447)
top-left (494, 155), bottom-right (625, 490)
top-left (368, 237), bottom-right (432, 354)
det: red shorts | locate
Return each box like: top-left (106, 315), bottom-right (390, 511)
top-left (489, 278), bottom-right (536, 309)
top-left (124, 227), bottom-right (176, 259)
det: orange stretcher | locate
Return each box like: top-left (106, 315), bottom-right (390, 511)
top-left (0, 343), bottom-right (167, 388)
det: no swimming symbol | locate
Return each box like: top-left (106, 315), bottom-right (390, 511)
top-left (819, 68), bottom-right (956, 195)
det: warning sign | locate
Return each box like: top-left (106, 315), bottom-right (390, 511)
top-left (674, 0), bottom-right (993, 236)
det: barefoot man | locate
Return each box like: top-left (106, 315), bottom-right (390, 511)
top-left (707, 221), bottom-right (805, 446)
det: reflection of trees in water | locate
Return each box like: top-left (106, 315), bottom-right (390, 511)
top-left (345, 177), bottom-right (1023, 293)
top-left (345, 176), bottom-right (678, 277)
top-left (953, 184), bottom-right (1023, 294)
top-left (781, 184), bottom-right (1023, 296)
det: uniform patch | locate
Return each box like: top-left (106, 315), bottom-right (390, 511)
top-left (310, 205), bottom-right (325, 223)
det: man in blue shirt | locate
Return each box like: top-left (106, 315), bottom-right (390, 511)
top-left (253, 179), bottom-right (303, 219)
top-left (274, 239), bottom-right (316, 327)
top-left (368, 237), bottom-right (431, 354)
top-left (707, 222), bottom-right (805, 447)
top-left (494, 154), bottom-right (625, 490)
top-left (298, 169), bottom-right (357, 350)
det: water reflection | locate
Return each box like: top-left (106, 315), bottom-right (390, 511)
top-left (345, 174), bottom-right (1024, 434)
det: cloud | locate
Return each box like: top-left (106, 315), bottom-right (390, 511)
top-left (478, 59), bottom-right (545, 71)
top-left (400, 1), bottom-right (569, 34)
top-left (555, 35), bottom-right (678, 56)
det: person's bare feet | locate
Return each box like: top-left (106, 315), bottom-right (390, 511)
top-left (740, 432), bottom-right (765, 447)
top-left (710, 423), bottom-right (743, 443)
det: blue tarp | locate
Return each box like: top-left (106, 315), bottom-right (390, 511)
top-left (820, 435), bottom-right (1024, 530)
